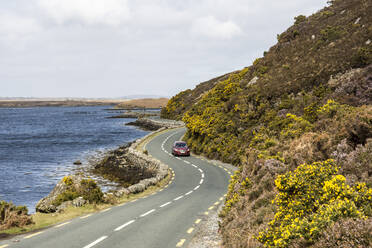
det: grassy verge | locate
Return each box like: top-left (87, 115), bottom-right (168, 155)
top-left (1, 170), bottom-right (172, 237)
top-left (1, 127), bottom-right (176, 237)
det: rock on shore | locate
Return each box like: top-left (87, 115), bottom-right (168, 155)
top-left (35, 175), bottom-right (84, 213)
top-left (36, 128), bottom-right (171, 213)
top-left (126, 117), bottom-right (184, 131)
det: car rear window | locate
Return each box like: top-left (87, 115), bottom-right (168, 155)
top-left (175, 143), bottom-right (186, 147)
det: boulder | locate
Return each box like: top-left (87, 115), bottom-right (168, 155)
top-left (114, 188), bottom-right (130, 198)
top-left (72, 197), bottom-right (86, 207)
top-left (56, 201), bottom-right (73, 213)
top-left (128, 183), bottom-right (146, 194)
top-left (247, 76), bottom-right (258, 86)
top-left (36, 175), bottom-right (83, 213)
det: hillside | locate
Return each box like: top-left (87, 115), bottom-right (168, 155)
top-left (162, 0), bottom-right (372, 247)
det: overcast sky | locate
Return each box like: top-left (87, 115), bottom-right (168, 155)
top-left (0, 0), bottom-right (327, 98)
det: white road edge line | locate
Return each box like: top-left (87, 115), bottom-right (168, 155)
top-left (114, 220), bottom-right (135, 231)
top-left (140, 209), bottom-right (156, 217)
top-left (160, 201), bottom-right (171, 208)
top-left (185, 190), bottom-right (193, 195)
top-left (83, 236), bottom-right (108, 248)
top-left (174, 195), bottom-right (184, 201)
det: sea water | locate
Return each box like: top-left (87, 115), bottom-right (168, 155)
top-left (0, 106), bottom-right (148, 212)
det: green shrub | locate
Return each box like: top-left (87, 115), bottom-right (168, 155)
top-left (280, 113), bottom-right (313, 139)
top-left (317, 99), bottom-right (342, 118)
top-left (0, 200), bottom-right (32, 230)
top-left (320, 26), bottom-right (344, 42)
top-left (352, 46), bottom-right (372, 67)
top-left (320, 10), bottom-right (335, 18)
top-left (294, 15), bottom-right (307, 25)
top-left (220, 171), bottom-right (242, 217)
top-left (62, 176), bottom-right (73, 186)
top-left (79, 179), bottom-right (104, 203)
top-left (53, 190), bottom-right (79, 206)
top-left (53, 178), bottom-right (104, 206)
top-left (303, 102), bottom-right (319, 122)
top-left (282, 64), bottom-right (290, 70)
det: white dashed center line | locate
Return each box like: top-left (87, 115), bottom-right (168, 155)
top-left (76, 130), bottom-right (232, 248)
top-left (140, 209), bottom-right (156, 217)
top-left (174, 195), bottom-right (184, 201)
top-left (160, 201), bottom-right (172, 208)
top-left (114, 220), bottom-right (135, 231)
top-left (185, 190), bottom-right (193, 195)
top-left (83, 236), bottom-right (108, 248)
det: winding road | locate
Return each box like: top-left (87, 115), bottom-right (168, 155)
top-left (0, 128), bottom-right (233, 248)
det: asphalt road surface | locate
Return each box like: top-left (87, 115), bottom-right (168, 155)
top-left (0, 128), bottom-right (232, 248)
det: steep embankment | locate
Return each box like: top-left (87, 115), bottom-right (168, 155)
top-left (162, 0), bottom-right (371, 247)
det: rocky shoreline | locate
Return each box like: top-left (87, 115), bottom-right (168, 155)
top-left (126, 117), bottom-right (184, 131)
top-left (107, 111), bottom-right (158, 119)
top-left (1, 118), bottom-right (184, 233)
top-left (35, 119), bottom-right (184, 214)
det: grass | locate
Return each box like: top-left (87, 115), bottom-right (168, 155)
top-left (2, 171), bottom-right (171, 236)
top-left (1, 128), bottom-right (175, 237)
top-left (161, 0), bottom-right (372, 246)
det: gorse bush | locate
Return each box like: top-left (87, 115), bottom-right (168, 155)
top-left (53, 177), bottom-right (104, 206)
top-left (0, 200), bottom-right (32, 230)
top-left (162, 0), bottom-right (372, 247)
top-left (62, 175), bottom-right (73, 186)
top-left (80, 179), bottom-right (104, 203)
top-left (53, 190), bottom-right (79, 206)
top-left (256, 159), bottom-right (372, 247)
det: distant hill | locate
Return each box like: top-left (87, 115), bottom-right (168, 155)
top-left (115, 98), bottom-right (169, 109)
top-left (0, 99), bottom-right (124, 108)
top-left (162, 0), bottom-right (371, 247)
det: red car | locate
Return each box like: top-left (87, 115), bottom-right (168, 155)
top-left (172, 141), bottom-right (190, 156)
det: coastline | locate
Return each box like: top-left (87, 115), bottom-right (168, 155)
top-left (0, 118), bottom-right (184, 236)
top-left (0, 100), bottom-right (123, 108)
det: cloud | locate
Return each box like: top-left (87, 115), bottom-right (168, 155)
top-left (0, 0), bottom-right (328, 97)
top-left (37, 0), bottom-right (130, 26)
top-left (0, 13), bottom-right (41, 45)
top-left (191, 16), bottom-right (243, 39)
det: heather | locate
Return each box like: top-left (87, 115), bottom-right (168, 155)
top-left (162, 0), bottom-right (371, 246)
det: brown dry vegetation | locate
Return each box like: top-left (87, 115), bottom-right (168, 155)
top-left (0, 201), bottom-right (32, 231)
top-left (163, 0), bottom-right (372, 247)
top-left (115, 98), bottom-right (169, 109)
